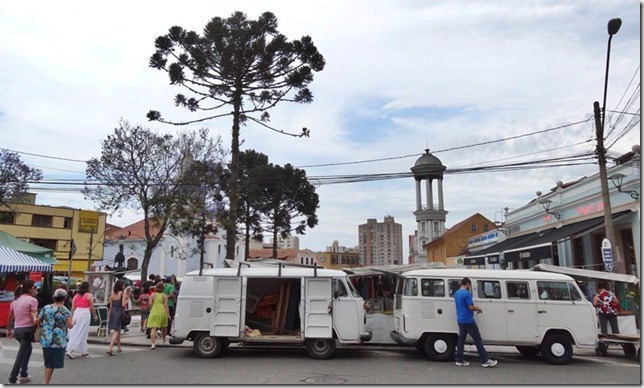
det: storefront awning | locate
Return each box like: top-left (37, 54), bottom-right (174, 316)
top-left (0, 245), bottom-right (54, 272)
top-left (530, 263), bottom-right (639, 285)
top-left (468, 211), bottom-right (631, 263)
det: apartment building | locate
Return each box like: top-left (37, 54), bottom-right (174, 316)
top-left (358, 216), bottom-right (403, 266)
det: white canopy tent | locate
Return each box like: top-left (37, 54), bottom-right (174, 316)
top-left (0, 245), bottom-right (54, 273)
top-left (529, 263), bottom-right (639, 285)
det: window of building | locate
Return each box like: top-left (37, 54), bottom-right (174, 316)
top-left (476, 280), bottom-right (501, 299)
top-left (471, 223), bottom-right (478, 232)
top-left (32, 214), bottom-right (53, 227)
top-left (0, 211), bottom-right (15, 224)
top-left (30, 238), bottom-right (57, 251)
top-left (64, 217), bottom-right (73, 229)
top-left (127, 257), bottom-right (138, 270)
top-left (420, 278), bottom-right (445, 297)
top-left (483, 224), bottom-right (489, 232)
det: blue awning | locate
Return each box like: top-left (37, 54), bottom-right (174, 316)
top-left (0, 245), bottom-right (54, 273)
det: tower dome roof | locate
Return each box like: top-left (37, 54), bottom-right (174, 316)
top-left (411, 149), bottom-right (446, 177)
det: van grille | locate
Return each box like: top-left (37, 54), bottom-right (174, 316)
top-left (189, 300), bottom-right (205, 318)
top-left (420, 301), bottom-right (436, 319)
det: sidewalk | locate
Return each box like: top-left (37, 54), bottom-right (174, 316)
top-left (87, 313), bottom-right (189, 348)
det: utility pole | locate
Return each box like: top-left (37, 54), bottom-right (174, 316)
top-left (86, 229), bottom-right (94, 272)
top-left (594, 102), bottom-right (621, 273)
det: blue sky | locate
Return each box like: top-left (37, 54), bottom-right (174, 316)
top-left (0, 0), bottom-right (640, 260)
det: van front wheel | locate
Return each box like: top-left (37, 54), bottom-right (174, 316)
top-left (306, 338), bottom-right (336, 359)
top-left (424, 334), bottom-right (455, 362)
top-left (540, 334), bottom-right (572, 365)
top-left (193, 333), bottom-right (223, 358)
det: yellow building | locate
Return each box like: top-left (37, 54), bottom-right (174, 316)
top-left (0, 193), bottom-right (107, 278)
top-left (316, 251), bottom-right (361, 270)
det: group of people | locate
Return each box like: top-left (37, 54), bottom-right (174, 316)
top-left (5, 273), bottom-right (180, 384)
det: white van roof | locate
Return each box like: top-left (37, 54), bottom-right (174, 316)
top-left (401, 268), bottom-right (575, 281)
top-left (187, 266), bottom-right (348, 278)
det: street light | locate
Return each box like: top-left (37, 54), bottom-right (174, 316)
top-left (538, 199), bottom-right (561, 220)
top-left (608, 173), bottom-right (640, 200)
top-left (594, 17), bottom-right (622, 273)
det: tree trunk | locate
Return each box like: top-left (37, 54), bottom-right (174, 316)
top-left (225, 93), bottom-right (242, 262)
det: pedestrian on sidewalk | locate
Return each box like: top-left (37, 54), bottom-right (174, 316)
top-left (66, 281), bottom-right (98, 359)
top-left (138, 290), bottom-right (151, 332)
top-left (7, 280), bottom-right (40, 385)
top-left (106, 280), bottom-right (128, 355)
top-left (163, 276), bottom-right (176, 336)
top-left (453, 277), bottom-right (497, 368)
top-left (147, 282), bottom-right (169, 350)
top-left (39, 288), bottom-right (74, 384)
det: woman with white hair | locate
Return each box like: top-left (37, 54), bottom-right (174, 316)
top-left (39, 288), bottom-right (74, 384)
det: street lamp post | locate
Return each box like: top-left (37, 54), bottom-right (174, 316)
top-left (594, 17), bottom-right (622, 273)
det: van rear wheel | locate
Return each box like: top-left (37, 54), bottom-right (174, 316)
top-left (424, 334), bottom-right (455, 362)
top-left (306, 338), bottom-right (336, 359)
top-left (193, 333), bottom-right (223, 358)
top-left (540, 334), bottom-right (572, 365)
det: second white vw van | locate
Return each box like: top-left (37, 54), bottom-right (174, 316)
top-left (390, 268), bottom-right (598, 365)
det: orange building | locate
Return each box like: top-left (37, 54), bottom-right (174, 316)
top-left (424, 213), bottom-right (495, 264)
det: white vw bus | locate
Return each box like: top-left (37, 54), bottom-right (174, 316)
top-left (390, 268), bottom-right (598, 365)
top-left (170, 262), bottom-right (372, 359)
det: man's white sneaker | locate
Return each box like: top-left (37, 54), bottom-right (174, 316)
top-left (455, 361), bottom-right (470, 366)
top-left (482, 359), bottom-right (498, 368)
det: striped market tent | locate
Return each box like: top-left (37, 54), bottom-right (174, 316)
top-left (0, 245), bottom-right (54, 273)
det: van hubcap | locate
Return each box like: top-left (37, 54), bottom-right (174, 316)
top-left (433, 339), bottom-right (448, 353)
top-left (550, 343), bottom-right (565, 357)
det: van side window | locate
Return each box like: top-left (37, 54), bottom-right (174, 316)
top-left (537, 281), bottom-right (571, 301)
top-left (477, 280), bottom-right (502, 299)
top-left (448, 280), bottom-right (461, 297)
top-left (403, 278), bottom-right (418, 296)
top-left (506, 281), bottom-right (530, 299)
top-left (333, 279), bottom-right (348, 297)
top-left (420, 279), bottom-right (445, 297)
top-left (568, 282), bottom-right (582, 301)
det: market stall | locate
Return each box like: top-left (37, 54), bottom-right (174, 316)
top-left (0, 245), bottom-right (54, 327)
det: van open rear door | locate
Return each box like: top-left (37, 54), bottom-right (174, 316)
top-left (212, 277), bottom-right (242, 337)
top-left (304, 277), bottom-right (333, 338)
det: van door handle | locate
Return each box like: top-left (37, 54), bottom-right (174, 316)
top-left (507, 309), bottom-right (514, 313)
top-left (538, 310), bottom-right (547, 313)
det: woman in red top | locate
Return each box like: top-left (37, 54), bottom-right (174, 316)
top-left (65, 281), bottom-right (98, 359)
top-left (593, 281), bottom-right (620, 335)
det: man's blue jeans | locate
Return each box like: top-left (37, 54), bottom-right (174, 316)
top-left (455, 322), bottom-right (489, 363)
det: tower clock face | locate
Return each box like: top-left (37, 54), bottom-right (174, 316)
top-left (319, 255), bottom-right (326, 263)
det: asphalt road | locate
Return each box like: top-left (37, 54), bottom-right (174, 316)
top-left (1, 341), bottom-right (640, 385)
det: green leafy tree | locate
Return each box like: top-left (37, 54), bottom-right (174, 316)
top-left (169, 159), bottom-right (226, 274)
top-left (82, 119), bottom-right (225, 282)
top-left (0, 150), bottom-right (43, 208)
top-left (147, 11), bottom-right (325, 261)
top-left (255, 163), bottom-right (319, 259)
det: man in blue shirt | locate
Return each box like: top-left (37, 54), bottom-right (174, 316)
top-left (454, 277), bottom-right (497, 368)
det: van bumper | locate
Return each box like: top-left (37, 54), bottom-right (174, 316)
top-left (390, 330), bottom-right (416, 346)
top-left (360, 328), bottom-right (373, 342)
top-left (169, 336), bottom-right (185, 345)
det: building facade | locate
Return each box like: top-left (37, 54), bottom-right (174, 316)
top-left (466, 146), bottom-right (640, 282)
top-left (0, 193), bottom-right (107, 278)
top-left (358, 216), bottom-right (403, 266)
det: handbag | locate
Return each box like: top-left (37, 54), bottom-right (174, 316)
top-left (32, 326), bottom-right (41, 343)
top-left (121, 310), bottom-right (132, 326)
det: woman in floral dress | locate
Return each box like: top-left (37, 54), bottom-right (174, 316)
top-left (39, 288), bottom-right (74, 384)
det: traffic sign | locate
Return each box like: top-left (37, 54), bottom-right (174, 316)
top-left (601, 238), bottom-right (613, 272)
